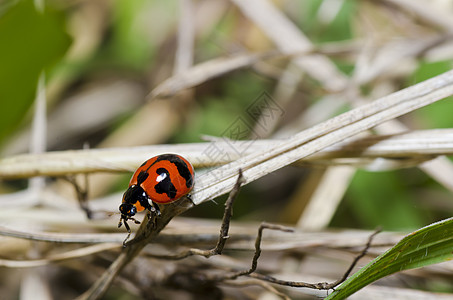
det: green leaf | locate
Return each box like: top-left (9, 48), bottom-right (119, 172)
top-left (411, 60), bottom-right (453, 129)
top-left (326, 217), bottom-right (453, 299)
top-left (0, 0), bottom-right (71, 145)
top-left (346, 170), bottom-right (426, 230)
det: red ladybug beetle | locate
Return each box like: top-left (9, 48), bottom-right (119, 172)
top-left (118, 153), bottom-right (194, 235)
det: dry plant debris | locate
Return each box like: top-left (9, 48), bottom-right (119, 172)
top-left (2, 0), bottom-right (453, 299)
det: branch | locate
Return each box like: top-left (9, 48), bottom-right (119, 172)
top-left (247, 228), bottom-right (381, 290)
top-left (76, 169), bottom-right (245, 300)
top-left (146, 169), bottom-right (245, 260)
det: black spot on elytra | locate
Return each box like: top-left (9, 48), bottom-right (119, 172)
top-left (177, 162), bottom-right (193, 188)
top-left (136, 171), bottom-right (149, 185)
top-left (154, 168), bottom-right (177, 199)
top-left (155, 154), bottom-right (193, 188)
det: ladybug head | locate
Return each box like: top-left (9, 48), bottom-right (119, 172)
top-left (119, 203), bottom-right (137, 218)
top-left (118, 202), bottom-right (140, 245)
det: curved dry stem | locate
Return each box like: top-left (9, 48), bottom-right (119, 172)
top-left (2, 129), bottom-right (453, 179)
top-left (247, 228), bottom-right (380, 290)
top-left (223, 279), bottom-right (291, 300)
top-left (76, 198), bottom-right (191, 300)
top-left (143, 170), bottom-right (245, 260)
top-left (77, 169), bottom-right (244, 300)
top-left (0, 243), bottom-right (119, 268)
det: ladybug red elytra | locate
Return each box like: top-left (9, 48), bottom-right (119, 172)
top-left (118, 153), bottom-right (194, 235)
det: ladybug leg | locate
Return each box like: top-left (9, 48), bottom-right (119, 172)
top-left (118, 216), bottom-right (140, 229)
top-left (119, 215), bottom-right (142, 246)
top-left (123, 219), bottom-right (131, 233)
top-left (119, 217), bottom-right (131, 246)
top-left (186, 194), bottom-right (194, 205)
top-left (151, 201), bottom-right (161, 216)
top-left (130, 217), bottom-right (141, 224)
top-left (122, 232), bottom-right (131, 246)
top-left (142, 197), bottom-right (161, 216)
top-left (148, 203), bottom-right (160, 230)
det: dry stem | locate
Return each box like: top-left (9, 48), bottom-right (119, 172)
top-left (77, 169), bottom-right (245, 300)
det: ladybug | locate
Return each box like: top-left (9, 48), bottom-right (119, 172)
top-left (118, 153), bottom-right (194, 235)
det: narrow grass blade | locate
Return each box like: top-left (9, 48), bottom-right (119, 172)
top-left (326, 217), bottom-right (453, 299)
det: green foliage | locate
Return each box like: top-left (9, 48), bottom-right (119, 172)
top-left (412, 60), bottom-right (453, 129)
top-left (326, 217), bottom-right (453, 299)
top-left (344, 170), bottom-right (426, 230)
top-left (0, 0), bottom-right (71, 145)
top-left (297, 0), bottom-right (356, 43)
top-left (108, 0), bottom-right (169, 70)
top-left (173, 73), bottom-right (268, 143)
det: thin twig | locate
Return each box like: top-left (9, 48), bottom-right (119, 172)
top-left (0, 243), bottom-right (119, 268)
top-left (63, 175), bottom-right (92, 219)
top-left (222, 223), bottom-right (295, 280)
top-left (175, 222), bottom-right (379, 292)
top-left (0, 226), bottom-right (124, 244)
top-left (223, 279), bottom-right (291, 300)
top-left (145, 169), bottom-right (245, 260)
top-left (247, 228), bottom-right (381, 290)
top-left (327, 227), bottom-right (382, 288)
top-left (76, 169), bottom-right (245, 300)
